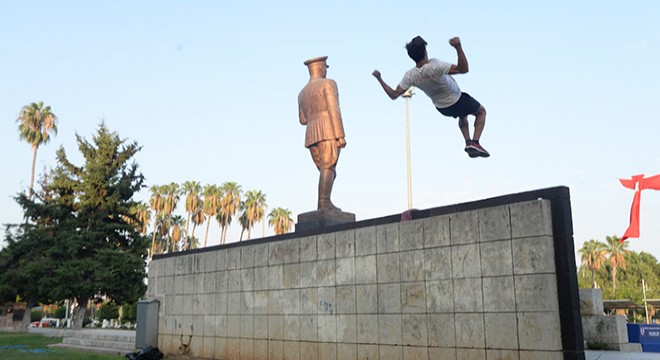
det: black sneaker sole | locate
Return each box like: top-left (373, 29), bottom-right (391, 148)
top-left (465, 147), bottom-right (480, 158)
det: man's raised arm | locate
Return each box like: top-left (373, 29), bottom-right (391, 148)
top-left (448, 37), bottom-right (469, 75)
top-left (372, 70), bottom-right (406, 100)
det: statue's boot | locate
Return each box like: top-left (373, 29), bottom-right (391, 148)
top-left (318, 168), bottom-right (341, 211)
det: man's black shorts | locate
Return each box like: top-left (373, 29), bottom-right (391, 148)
top-left (436, 92), bottom-right (481, 118)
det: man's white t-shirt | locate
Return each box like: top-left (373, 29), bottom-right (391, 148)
top-left (398, 58), bottom-right (461, 109)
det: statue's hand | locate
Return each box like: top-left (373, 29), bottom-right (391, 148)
top-left (337, 138), bottom-right (347, 148)
top-left (372, 70), bottom-right (381, 79)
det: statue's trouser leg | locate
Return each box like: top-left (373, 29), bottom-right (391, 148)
top-left (318, 167), bottom-right (340, 210)
top-left (311, 141), bottom-right (341, 210)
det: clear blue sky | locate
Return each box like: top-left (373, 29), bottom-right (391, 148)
top-left (2, 1), bottom-right (659, 263)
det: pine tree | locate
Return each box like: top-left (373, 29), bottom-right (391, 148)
top-left (1, 123), bottom-right (149, 330)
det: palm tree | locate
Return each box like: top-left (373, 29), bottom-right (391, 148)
top-left (16, 102), bottom-right (58, 198)
top-left (268, 207), bottom-right (293, 235)
top-left (148, 185), bottom-right (165, 256)
top-left (218, 181), bottom-right (242, 244)
top-left (181, 181), bottom-right (202, 243)
top-left (169, 215), bottom-right (185, 252)
top-left (124, 202), bottom-right (151, 235)
top-left (188, 202), bottom-right (205, 250)
top-left (161, 183), bottom-right (180, 252)
top-left (238, 211), bottom-right (249, 241)
top-left (119, 203), bottom-right (151, 234)
top-left (216, 212), bottom-right (231, 244)
top-left (202, 184), bottom-right (220, 247)
top-left (162, 183), bottom-right (180, 219)
top-left (605, 235), bottom-right (631, 294)
top-left (241, 190), bottom-right (267, 240)
top-left (578, 239), bottom-right (608, 288)
top-left (135, 203), bottom-right (152, 235)
top-left (155, 217), bottom-right (170, 254)
top-left (185, 235), bottom-right (200, 251)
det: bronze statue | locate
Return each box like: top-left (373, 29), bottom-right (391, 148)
top-left (298, 56), bottom-right (346, 211)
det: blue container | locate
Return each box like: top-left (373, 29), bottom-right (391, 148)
top-left (627, 324), bottom-right (660, 352)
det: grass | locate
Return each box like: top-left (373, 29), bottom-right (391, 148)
top-left (0, 332), bottom-right (125, 360)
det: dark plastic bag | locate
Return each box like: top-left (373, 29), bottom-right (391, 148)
top-left (125, 346), bottom-right (163, 360)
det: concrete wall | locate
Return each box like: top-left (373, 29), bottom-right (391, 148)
top-left (0, 313), bottom-right (13, 328)
top-left (579, 288), bottom-right (640, 352)
top-left (147, 186), bottom-right (584, 360)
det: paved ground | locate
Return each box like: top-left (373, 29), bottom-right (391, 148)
top-left (587, 351), bottom-right (660, 359)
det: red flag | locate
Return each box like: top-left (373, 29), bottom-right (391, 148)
top-left (620, 174), bottom-right (660, 242)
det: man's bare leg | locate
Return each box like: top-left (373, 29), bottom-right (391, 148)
top-left (472, 105), bottom-right (486, 141)
top-left (459, 116), bottom-right (479, 157)
top-left (461, 106), bottom-right (489, 157)
top-left (467, 105), bottom-right (489, 157)
top-left (458, 116), bottom-right (470, 141)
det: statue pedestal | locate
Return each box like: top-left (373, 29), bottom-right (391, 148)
top-left (296, 209), bottom-right (356, 232)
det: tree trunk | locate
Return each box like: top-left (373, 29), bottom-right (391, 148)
top-left (591, 269), bottom-right (596, 289)
top-left (612, 266), bottom-right (618, 294)
top-left (220, 225), bottom-right (226, 245)
top-left (150, 226), bottom-right (158, 257)
top-left (18, 296), bottom-right (36, 332)
top-left (71, 297), bottom-right (89, 330)
top-left (29, 145), bottom-right (38, 199)
top-left (191, 223), bottom-right (198, 249)
top-left (203, 216), bottom-right (211, 247)
top-left (185, 212), bottom-right (191, 244)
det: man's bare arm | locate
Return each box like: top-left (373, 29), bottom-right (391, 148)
top-left (372, 70), bottom-right (407, 99)
top-left (448, 37), bottom-right (469, 75)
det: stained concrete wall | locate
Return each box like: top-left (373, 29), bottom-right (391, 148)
top-left (579, 288), bottom-right (640, 352)
top-left (147, 187), bottom-right (584, 360)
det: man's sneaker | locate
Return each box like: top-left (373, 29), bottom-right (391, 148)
top-left (466, 142), bottom-right (490, 158)
top-left (464, 146), bottom-right (479, 158)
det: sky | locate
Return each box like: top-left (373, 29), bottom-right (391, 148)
top-left (1, 1), bottom-right (659, 265)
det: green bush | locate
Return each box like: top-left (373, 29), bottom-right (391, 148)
top-left (122, 302), bottom-right (137, 322)
top-left (586, 340), bottom-right (609, 350)
top-left (53, 306), bottom-right (67, 319)
top-left (30, 309), bottom-right (42, 322)
top-left (83, 316), bottom-right (92, 327)
top-left (97, 301), bottom-right (119, 320)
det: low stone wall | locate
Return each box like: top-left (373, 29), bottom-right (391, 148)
top-left (147, 186), bottom-right (583, 360)
top-left (0, 313), bottom-right (13, 328)
top-left (579, 288), bottom-right (641, 352)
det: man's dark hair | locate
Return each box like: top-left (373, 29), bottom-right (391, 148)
top-left (406, 36), bottom-right (427, 62)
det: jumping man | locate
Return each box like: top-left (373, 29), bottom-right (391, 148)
top-left (373, 35), bottom-right (489, 158)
